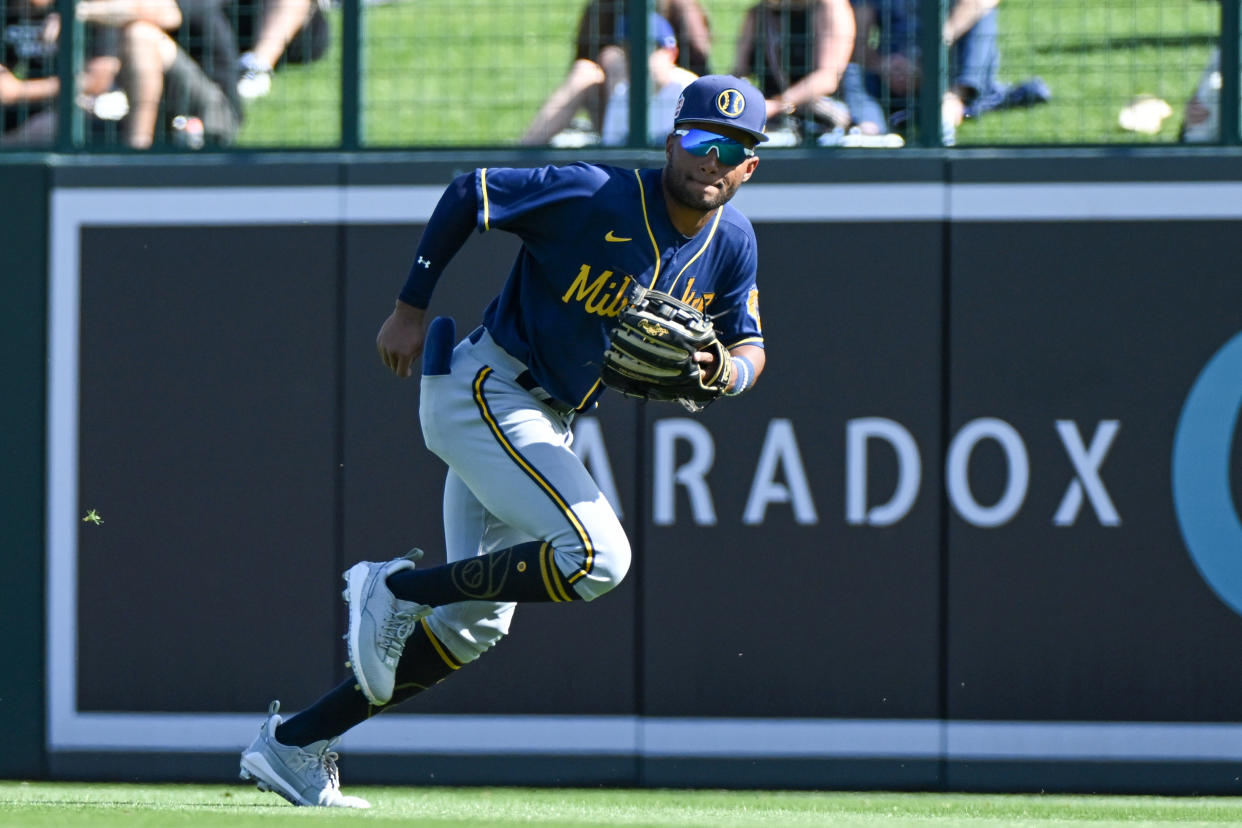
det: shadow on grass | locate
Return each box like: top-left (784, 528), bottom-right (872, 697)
top-left (1, 800), bottom-right (282, 809)
top-left (1034, 33), bottom-right (1219, 55)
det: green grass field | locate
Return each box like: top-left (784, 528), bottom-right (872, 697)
top-left (4, 783), bottom-right (1242, 827)
top-left (961, 0), bottom-right (1220, 144)
top-left (234, 0), bottom-right (1224, 149)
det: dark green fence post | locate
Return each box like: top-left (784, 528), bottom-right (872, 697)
top-left (54, 0), bottom-right (77, 151)
top-left (1221, 0), bottom-right (1240, 145)
top-left (341, 0), bottom-right (361, 149)
top-left (626, 0), bottom-right (651, 150)
top-left (916, 0), bottom-right (945, 148)
top-left (915, 0), bottom-right (945, 148)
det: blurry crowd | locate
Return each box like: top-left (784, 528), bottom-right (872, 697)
top-left (1, 0), bottom-right (328, 147)
top-left (0, 0), bottom-right (1226, 150)
top-left (518, 0), bottom-right (1052, 149)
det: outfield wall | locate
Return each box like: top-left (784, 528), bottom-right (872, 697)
top-left (6, 151), bottom-right (1242, 792)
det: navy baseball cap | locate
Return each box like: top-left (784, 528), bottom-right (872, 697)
top-left (672, 74), bottom-right (769, 143)
top-left (650, 13), bottom-right (676, 51)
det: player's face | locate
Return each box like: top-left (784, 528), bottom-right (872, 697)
top-left (663, 124), bottom-right (760, 212)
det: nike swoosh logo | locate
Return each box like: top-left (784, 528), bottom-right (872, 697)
top-left (604, 230), bottom-right (632, 242)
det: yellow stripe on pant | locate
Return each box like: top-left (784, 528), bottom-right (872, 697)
top-left (471, 366), bottom-right (595, 587)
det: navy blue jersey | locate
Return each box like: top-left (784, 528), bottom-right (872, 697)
top-left (476, 163), bottom-right (763, 410)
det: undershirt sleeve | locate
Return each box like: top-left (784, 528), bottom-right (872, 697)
top-left (398, 171), bottom-right (478, 308)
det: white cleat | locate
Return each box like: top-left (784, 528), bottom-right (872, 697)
top-left (239, 700), bottom-right (370, 808)
top-left (342, 549), bottom-right (432, 705)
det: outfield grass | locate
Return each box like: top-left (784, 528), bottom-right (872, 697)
top-left (235, 0), bottom-right (1223, 149)
top-left (962, 0), bottom-right (1219, 144)
top-left (4, 782), bottom-right (1242, 827)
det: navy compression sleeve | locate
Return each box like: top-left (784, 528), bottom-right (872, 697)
top-left (398, 172), bottom-right (478, 308)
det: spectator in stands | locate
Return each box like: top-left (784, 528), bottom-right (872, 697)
top-left (520, 0), bottom-right (712, 146)
top-left (1, 0), bottom-right (62, 145)
top-left (233, 0), bottom-right (331, 101)
top-left (598, 14), bottom-right (698, 146)
top-left (108, 0), bottom-right (244, 148)
top-left (841, 0), bottom-right (1049, 144)
top-left (731, 0), bottom-right (856, 142)
top-left (659, 0), bottom-right (712, 75)
top-left (0, 0), bottom-right (145, 146)
top-left (1180, 46), bottom-right (1221, 143)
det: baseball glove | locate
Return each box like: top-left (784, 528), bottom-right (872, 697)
top-left (601, 286), bottom-right (733, 412)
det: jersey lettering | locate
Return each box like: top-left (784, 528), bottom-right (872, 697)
top-left (561, 264), bottom-right (633, 318)
top-left (678, 279), bottom-right (716, 313)
top-left (686, 292), bottom-right (716, 313)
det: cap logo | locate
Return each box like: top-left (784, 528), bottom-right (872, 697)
top-left (715, 89), bottom-right (746, 119)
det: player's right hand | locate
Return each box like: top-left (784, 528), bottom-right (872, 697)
top-left (376, 300), bottom-right (427, 378)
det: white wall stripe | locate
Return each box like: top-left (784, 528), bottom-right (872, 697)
top-left (48, 182), bottom-right (1242, 229)
top-left (48, 712), bottom-right (1242, 762)
top-left (343, 185), bottom-right (446, 223)
top-left (639, 718), bottom-right (943, 758)
top-left (946, 720), bottom-right (1242, 761)
top-left (52, 188), bottom-right (345, 225)
top-left (342, 715), bottom-right (640, 755)
top-left (46, 191), bottom-right (81, 751)
top-left (949, 181), bottom-right (1242, 221)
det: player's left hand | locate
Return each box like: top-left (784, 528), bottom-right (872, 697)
top-left (692, 349), bottom-right (717, 379)
top-left (376, 300), bottom-right (427, 378)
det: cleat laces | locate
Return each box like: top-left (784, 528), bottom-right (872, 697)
top-left (289, 740), bottom-right (342, 793)
top-left (318, 748), bottom-right (341, 792)
top-left (379, 604), bottom-right (422, 667)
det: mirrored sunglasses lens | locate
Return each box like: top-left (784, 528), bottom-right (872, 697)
top-left (714, 144), bottom-right (747, 166)
top-left (680, 130), bottom-right (747, 165)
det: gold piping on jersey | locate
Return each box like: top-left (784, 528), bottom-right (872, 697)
top-left (539, 542), bottom-right (574, 602)
top-left (480, 168), bottom-right (491, 230)
top-left (575, 377), bottom-right (603, 410)
top-left (727, 336), bottom-right (764, 349)
top-left (667, 207), bottom-right (722, 296)
top-left (635, 169), bottom-right (662, 285)
top-left (632, 169), bottom-right (723, 294)
top-left (472, 366), bottom-right (595, 584)
top-left (420, 617), bottom-right (462, 670)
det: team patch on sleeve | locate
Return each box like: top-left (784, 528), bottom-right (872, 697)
top-left (747, 288), bottom-right (762, 333)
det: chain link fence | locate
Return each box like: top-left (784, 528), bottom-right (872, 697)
top-left (1, 0), bottom-right (1236, 151)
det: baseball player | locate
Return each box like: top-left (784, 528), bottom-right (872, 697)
top-left (240, 74), bottom-right (768, 807)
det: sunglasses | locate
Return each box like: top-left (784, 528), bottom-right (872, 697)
top-left (674, 128), bottom-right (756, 167)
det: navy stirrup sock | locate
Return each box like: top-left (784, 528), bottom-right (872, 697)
top-left (274, 621), bottom-right (460, 747)
top-left (385, 541), bottom-right (581, 605)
